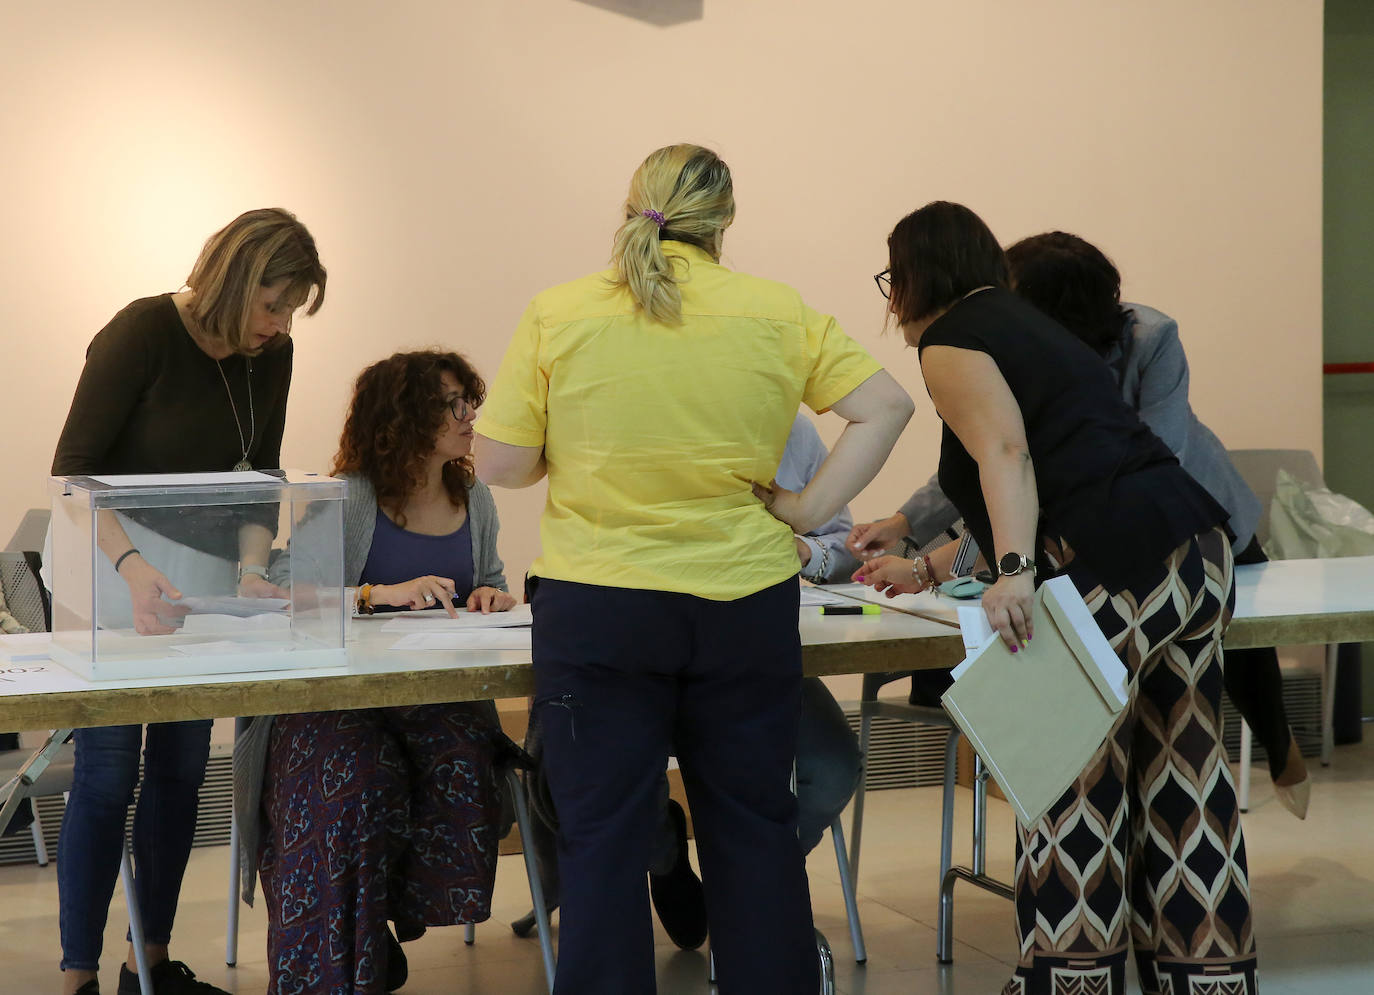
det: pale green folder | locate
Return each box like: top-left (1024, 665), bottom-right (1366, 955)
top-left (940, 575), bottom-right (1130, 826)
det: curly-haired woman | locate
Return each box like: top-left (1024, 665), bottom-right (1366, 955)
top-left (233, 349), bottom-right (514, 994)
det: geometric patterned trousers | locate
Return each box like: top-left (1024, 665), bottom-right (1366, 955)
top-left (1003, 528), bottom-right (1259, 995)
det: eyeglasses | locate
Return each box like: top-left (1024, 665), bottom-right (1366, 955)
top-left (874, 269), bottom-right (892, 300)
top-left (447, 395), bottom-right (478, 421)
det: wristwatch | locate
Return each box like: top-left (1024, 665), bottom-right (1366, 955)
top-left (997, 551), bottom-right (1036, 578)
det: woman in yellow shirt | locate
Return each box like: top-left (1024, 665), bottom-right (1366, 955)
top-left (477, 144), bottom-right (912, 994)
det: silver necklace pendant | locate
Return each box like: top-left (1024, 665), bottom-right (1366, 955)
top-left (216, 357), bottom-right (256, 475)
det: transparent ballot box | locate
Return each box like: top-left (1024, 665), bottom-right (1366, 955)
top-left (48, 470), bottom-right (347, 681)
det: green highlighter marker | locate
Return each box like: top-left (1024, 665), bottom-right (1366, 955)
top-left (819, 604), bottom-right (880, 615)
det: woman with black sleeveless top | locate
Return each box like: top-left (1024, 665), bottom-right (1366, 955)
top-left (855, 202), bottom-right (1258, 995)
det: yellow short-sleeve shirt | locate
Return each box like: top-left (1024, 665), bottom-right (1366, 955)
top-left (476, 242), bottom-right (884, 600)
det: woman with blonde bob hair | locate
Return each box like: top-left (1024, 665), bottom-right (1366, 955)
top-left (182, 207), bottom-right (326, 354)
top-left (477, 144), bottom-right (913, 993)
top-left (51, 207), bottom-right (324, 995)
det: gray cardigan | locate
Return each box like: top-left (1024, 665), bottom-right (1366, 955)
top-left (232, 472), bottom-right (508, 905)
top-left (899, 304), bottom-right (1262, 553)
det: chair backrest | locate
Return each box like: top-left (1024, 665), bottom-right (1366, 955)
top-left (861, 671), bottom-right (918, 701)
top-left (5, 508), bottom-right (50, 554)
top-left (0, 551), bottom-right (50, 632)
top-left (1226, 449), bottom-right (1323, 547)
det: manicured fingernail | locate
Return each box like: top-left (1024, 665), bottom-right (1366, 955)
top-left (1010, 644), bottom-right (1018, 654)
top-left (1020, 640), bottom-right (1027, 649)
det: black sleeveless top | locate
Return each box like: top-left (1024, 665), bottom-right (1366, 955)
top-left (918, 288), bottom-right (1228, 594)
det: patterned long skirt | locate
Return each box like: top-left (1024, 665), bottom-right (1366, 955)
top-left (1003, 528), bottom-right (1258, 995)
top-left (259, 703), bottom-right (503, 995)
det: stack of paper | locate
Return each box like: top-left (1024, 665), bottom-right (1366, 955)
top-left (798, 585), bottom-right (856, 608)
top-left (379, 603), bottom-right (533, 650)
top-left (173, 596), bottom-right (290, 616)
top-left (942, 576), bottom-right (1129, 826)
top-left (379, 603), bottom-right (532, 631)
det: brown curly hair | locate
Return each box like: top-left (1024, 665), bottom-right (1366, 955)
top-left (332, 350), bottom-right (485, 524)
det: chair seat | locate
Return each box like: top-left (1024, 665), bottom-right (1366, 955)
top-left (0, 743), bottom-right (76, 798)
top-left (860, 700), bottom-right (953, 727)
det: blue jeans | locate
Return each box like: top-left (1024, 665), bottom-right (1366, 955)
top-left (58, 720), bottom-right (213, 971)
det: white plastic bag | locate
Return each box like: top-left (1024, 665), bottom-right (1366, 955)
top-left (1266, 468), bottom-right (1374, 559)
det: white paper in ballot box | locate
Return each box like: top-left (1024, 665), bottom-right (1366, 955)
top-left (942, 575), bottom-right (1130, 827)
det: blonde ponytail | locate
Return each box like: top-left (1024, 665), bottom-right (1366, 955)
top-left (610, 144), bottom-right (734, 324)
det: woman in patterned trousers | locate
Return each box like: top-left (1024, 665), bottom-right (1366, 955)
top-left (853, 201), bottom-right (1257, 995)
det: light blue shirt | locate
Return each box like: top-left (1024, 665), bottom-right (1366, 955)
top-left (776, 415), bottom-right (862, 584)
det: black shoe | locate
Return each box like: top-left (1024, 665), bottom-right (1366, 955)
top-left (117, 960), bottom-right (230, 995)
top-left (73, 980), bottom-right (100, 995)
top-left (385, 925), bottom-right (408, 992)
top-left (649, 799), bottom-right (708, 950)
top-left (511, 903), bottom-right (558, 938)
top-left (907, 667), bottom-right (954, 707)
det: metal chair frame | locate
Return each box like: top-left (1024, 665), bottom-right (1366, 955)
top-left (847, 674), bottom-right (1012, 963)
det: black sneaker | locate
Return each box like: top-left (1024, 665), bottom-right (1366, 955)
top-left (117, 960), bottom-right (230, 995)
top-left (73, 980), bottom-right (100, 995)
top-left (649, 799), bottom-right (708, 950)
top-left (385, 924), bottom-right (408, 992)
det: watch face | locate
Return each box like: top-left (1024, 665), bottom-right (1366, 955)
top-left (999, 552), bottom-right (1024, 575)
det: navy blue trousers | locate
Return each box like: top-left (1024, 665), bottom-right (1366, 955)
top-left (531, 575), bottom-right (818, 995)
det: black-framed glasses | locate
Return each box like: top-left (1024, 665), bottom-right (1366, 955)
top-left (874, 269), bottom-right (892, 300)
top-left (447, 395), bottom-right (477, 421)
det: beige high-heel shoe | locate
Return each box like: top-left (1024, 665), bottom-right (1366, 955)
top-left (1274, 778), bottom-right (1310, 820)
top-left (1273, 733), bottom-right (1310, 820)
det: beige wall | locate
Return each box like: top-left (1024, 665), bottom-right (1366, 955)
top-left (1, 1), bottom-right (1323, 605)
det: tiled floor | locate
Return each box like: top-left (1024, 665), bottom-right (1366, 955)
top-left (2, 736), bottom-right (1372, 994)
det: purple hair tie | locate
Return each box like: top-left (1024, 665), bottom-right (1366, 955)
top-left (641, 209), bottom-right (666, 229)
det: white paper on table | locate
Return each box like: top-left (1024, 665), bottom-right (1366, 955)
top-left (173, 596), bottom-right (290, 617)
top-left (0, 657), bottom-right (88, 694)
top-left (389, 629), bottom-right (534, 651)
top-left (91, 471), bottom-right (279, 487)
top-left (171, 640), bottom-right (297, 656)
top-left (825, 583), bottom-right (961, 625)
top-left (179, 613), bottom-right (292, 635)
top-left (380, 603), bottom-right (532, 631)
top-left (798, 586), bottom-right (855, 607)
top-left (0, 631), bottom-right (53, 662)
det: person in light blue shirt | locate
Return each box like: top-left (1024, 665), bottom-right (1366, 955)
top-left (781, 414), bottom-right (864, 585)
top-left (776, 415), bottom-right (865, 850)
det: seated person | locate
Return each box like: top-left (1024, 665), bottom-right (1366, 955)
top-left (233, 350), bottom-right (517, 995)
top-left (515, 413), bottom-right (864, 949)
top-left (848, 231), bottom-right (1309, 815)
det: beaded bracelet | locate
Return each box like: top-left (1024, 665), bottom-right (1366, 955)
top-left (910, 554), bottom-right (936, 590)
top-left (113, 548), bottom-right (141, 574)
